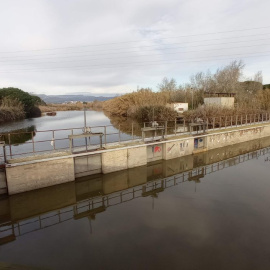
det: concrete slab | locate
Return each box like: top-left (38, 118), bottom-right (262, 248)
top-left (127, 146), bottom-right (147, 168)
top-left (101, 149), bottom-right (128, 174)
top-left (6, 157), bottom-right (75, 195)
top-left (74, 154), bottom-right (101, 177)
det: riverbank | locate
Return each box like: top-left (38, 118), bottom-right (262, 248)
top-left (39, 101), bottom-right (103, 113)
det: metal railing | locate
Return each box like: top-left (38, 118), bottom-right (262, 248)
top-left (0, 113), bottom-right (270, 160)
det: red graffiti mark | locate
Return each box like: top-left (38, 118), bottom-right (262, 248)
top-left (153, 168), bottom-right (162, 174)
top-left (154, 146), bottom-right (161, 153)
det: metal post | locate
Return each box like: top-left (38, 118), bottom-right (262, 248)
top-left (132, 122), bottom-right (134, 141)
top-left (241, 115), bottom-right (243, 126)
top-left (220, 117), bottom-right (222, 129)
top-left (104, 126), bottom-right (107, 146)
top-left (165, 121), bottom-right (167, 137)
top-left (1, 142), bottom-right (7, 163)
top-left (52, 130), bottom-right (56, 150)
top-left (174, 119), bottom-right (176, 135)
top-left (8, 134), bottom-right (12, 159)
top-left (231, 116), bottom-right (233, 127)
top-left (71, 129), bottom-right (74, 149)
top-left (236, 115), bottom-right (238, 127)
top-left (246, 114), bottom-right (247, 126)
top-left (119, 125), bottom-right (121, 142)
top-left (84, 107), bottom-right (87, 131)
top-left (32, 131), bottom-right (35, 153)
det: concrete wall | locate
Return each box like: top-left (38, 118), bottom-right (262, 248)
top-left (74, 154), bottom-right (101, 178)
top-left (102, 149), bottom-right (128, 174)
top-left (206, 126), bottom-right (270, 150)
top-left (147, 144), bottom-right (163, 162)
top-left (204, 97), bottom-right (234, 108)
top-left (6, 158), bottom-right (75, 195)
top-left (127, 146), bottom-right (147, 168)
top-left (163, 139), bottom-right (193, 160)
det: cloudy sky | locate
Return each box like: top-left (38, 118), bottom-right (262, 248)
top-left (0, 0), bottom-right (270, 95)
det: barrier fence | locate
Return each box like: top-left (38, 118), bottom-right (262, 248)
top-left (0, 113), bottom-right (270, 161)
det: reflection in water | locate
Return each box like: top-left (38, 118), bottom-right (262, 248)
top-left (0, 125), bottom-right (36, 145)
top-left (1, 137), bottom-right (270, 269)
top-left (104, 112), bottom-right (142, 137)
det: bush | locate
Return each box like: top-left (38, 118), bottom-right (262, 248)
top-left (103, 89), bottom-right (170, 117)
top-left (0, 87), bottom-right (45, 117)
top-left (0, 97), bottom-right (25, 122)
top-left (131, 105), bottom-right (178, 121)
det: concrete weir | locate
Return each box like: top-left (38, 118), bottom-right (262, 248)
top-left (4, 123), bottom-right (270, 195)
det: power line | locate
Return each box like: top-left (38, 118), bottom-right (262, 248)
top-left (1, 34), bottom-right (270, 62)
top-left (0, 51), bottom-right (269, 73)
top-left (2, 42), bottom-right (270, 67)
top-left (0, 25), bottom-right (270, 54)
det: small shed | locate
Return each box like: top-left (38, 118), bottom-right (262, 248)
top-left (204, 92), bottom-right (235, 108)
top-left (167, 103), bottom-right (188, 113)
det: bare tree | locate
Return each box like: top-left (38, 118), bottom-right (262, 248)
top-left (158, 77), bottom-right (177, 92)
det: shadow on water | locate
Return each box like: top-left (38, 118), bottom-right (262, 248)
top-left (0, 125), bottom-right (36, 145)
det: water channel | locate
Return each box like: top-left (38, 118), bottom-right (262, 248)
top-left (0, 110), bottom-right (142, 159)
top-left (1, 135), bottom-right (270, 269)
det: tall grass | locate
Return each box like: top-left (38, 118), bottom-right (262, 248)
top-left (103, 89), bottom-right (176, 120)
top-left (0, 97), bottom-right (25, 123)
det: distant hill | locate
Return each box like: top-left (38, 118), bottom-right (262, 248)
top-left (36, 94), bottom-right (114, 104)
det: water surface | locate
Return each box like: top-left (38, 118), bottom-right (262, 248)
top-left (1, 138), bottom-right (270, 269)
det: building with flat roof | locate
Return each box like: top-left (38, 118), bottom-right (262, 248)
top-left (204, 92), bottom-right (235, 108)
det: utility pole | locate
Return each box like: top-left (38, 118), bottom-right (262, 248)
top-left (191, 87), bottom-right (194, 110)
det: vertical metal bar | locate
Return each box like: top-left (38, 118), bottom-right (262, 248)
top-left (119, 125), bottom-right (121, 142)
top-left (8, 134), bottom-right (12, 159)
top-left (246, 114), bottom-right (247, 125)
top-left (165, 121), bottom-right (167, 137)
top-left (32, 131), bottom-right (35, 153)
top-left (52, 130), bottom-right (56, 150)
top-left (3, 143), bottom-right (7, 163)
top-left (231, 116), bottom-right (233, 127)
top-left (71, 129), bottom-right (74, 150)
top-left (132, 122), bottom-right (134, 141)
top-left (220, 117), bottom-right (221, 129)
top-left (241, 115), bottom-right (243, 126)
top-left (236, 115), bottom-right (238, 127)
top-left (104, 126), bottom-right (107, 146)
top-left (174, 118), bottom-right (176, 135)
top-left (213, 117), bottom-right (215, 129)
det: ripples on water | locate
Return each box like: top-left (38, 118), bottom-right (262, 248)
top-left (1, 137), bottom-right (270, 269)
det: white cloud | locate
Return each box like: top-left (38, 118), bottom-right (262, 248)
top-left (0, 0), bottom-right (269, 95)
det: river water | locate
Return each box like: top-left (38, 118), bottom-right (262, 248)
top-left (1, 137), bottom-right (270, 269)
top-left (0, 111), bottom-right (140, 158)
